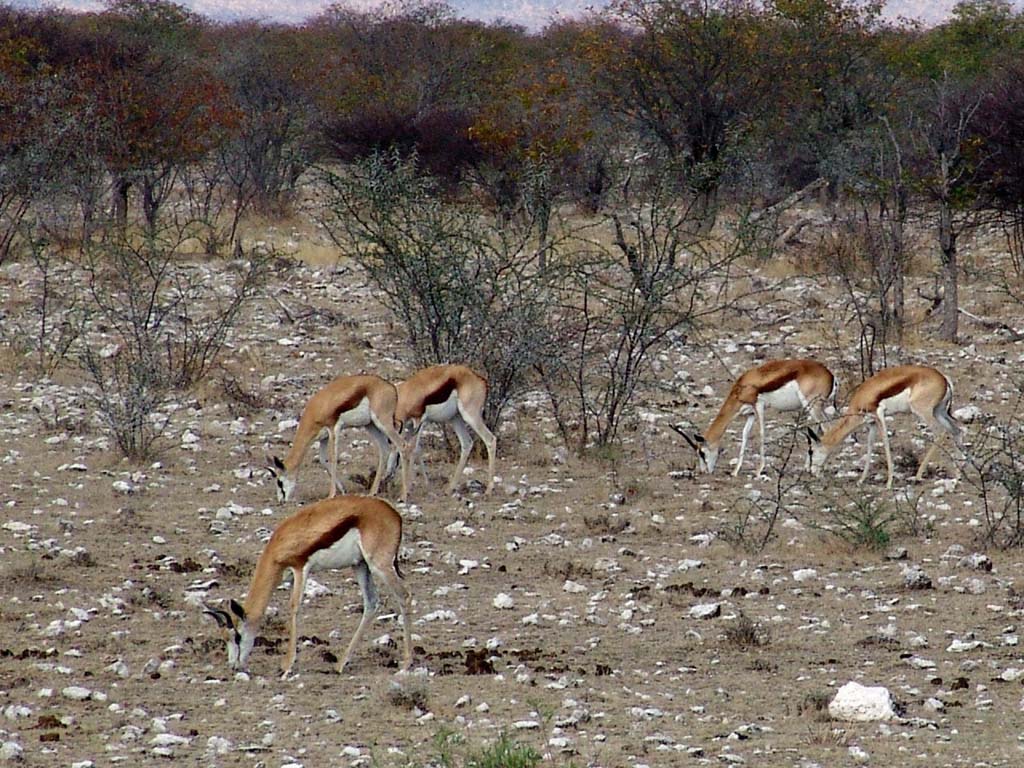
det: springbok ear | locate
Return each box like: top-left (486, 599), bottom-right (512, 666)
top-left (670, 423), bottom-right (699, 451)
top-left (229, 599), bottom-right (246, 621)
top-left (806, 426), bottom-right (821, 444)
top-left (204, 606), bottom-right (230, 628)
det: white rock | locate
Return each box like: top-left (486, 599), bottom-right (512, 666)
top-left (493, 593), bottom-right (515, 609)
top-left (563, 580), bottom-right (587, 594)
top-left (417, 610), bottom-right (457, 623)
top-left (792, 568), bottom-right (817, 582)
top-left (445, 520), bottom-right (475, 537)
top-left (512, 720), bottom-right (540, 729)
top-left (302, 578), bottom-right (332, 598)
top-left (150, 733), bottom-right (191, 747)
top-left (689, 603), bottom-right (721, 620)
top-left (924, 697), bottom-right (946, 713)
top-left (0, 742), bottom-right (23, 762)
top-left (946, 639), bottom-right (982, 653)
top-left (953, 405), bottom-right (983, 422)
top-left (62, 686), bottom-right (92, 701)
top-left (1, 521), bottom-right (32, 533)
top-left (958, 553), bottom-right (993, 571)
top-left (848, 745), bottom-right (870, 763)
top-left (828, 682), bottom-right (896, 722)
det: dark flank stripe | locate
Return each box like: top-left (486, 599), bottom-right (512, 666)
top-left (410, 376), bottom-right (458, 419)
top-left (756, 367), bottom-right (801, 395)
top-left (868, 377), bottom-right (915, 410)
top-left (297, 516), bottom-right (359, 562)
top-left (328, 388), bottom-right (366, 422)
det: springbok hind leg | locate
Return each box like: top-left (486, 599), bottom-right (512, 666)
top-left (373, 563), bottom-right (413, 672)
top-left (337, 561), bottom-right (378, 674)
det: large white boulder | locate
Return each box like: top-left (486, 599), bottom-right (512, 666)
top-left (828, 681), bottom-right (896, 722)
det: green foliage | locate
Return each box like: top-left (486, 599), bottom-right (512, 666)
top-left (814, 486), bottom-right (923, 551)
top-left (901, 0), bottom-right (1024, 78)
top-left (418, 731), bottom-right (543, 768)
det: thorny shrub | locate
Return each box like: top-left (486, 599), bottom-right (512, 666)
top-left (316, 151), bottom-right (565, 426)
top-left (72, 227), bottom-right (271, 460)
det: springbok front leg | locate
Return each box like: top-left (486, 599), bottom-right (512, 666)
top-left (733, 410), bottom-right (756, 477)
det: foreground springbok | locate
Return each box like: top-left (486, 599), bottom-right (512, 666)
top-left (675, 359), bottom-right (836, 476)
top-left (204, 496), bottom-right (412, 677)
top-left (807, 364), bottom-right (964, 488)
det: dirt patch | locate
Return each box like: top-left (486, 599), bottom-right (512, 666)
top-left (2, 248), bottom-right (1024, 767)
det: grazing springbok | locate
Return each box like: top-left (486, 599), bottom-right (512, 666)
top-left (807, 364), bottom-right (964, 488)
top-left (267, 374), bottom-right (409, 503)
top-left (675, 359), bottom-right (836, 476)
top-left (388, 364), bottom-right (496, 495)
top-left (204, 496), bottom-right (412, 677)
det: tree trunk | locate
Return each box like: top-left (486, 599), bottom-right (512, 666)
top-left (938, 199), bottom-right (959, 343)
top-left (694, 186), bottom-right (718, 236)
top-left (113, 175), bottom-right (131, 228)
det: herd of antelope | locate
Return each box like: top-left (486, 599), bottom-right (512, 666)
top-left (206, 358), bottom-right (967, 678)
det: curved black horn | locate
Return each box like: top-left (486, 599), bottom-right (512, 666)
top-left (670, 424), bottom-right (699, 451)
top-left (204, 607), bottom-right (231, 628)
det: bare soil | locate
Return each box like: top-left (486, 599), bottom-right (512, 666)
top-left (3, 239), bottom-right (1024, 768)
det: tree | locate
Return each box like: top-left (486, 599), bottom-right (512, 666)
top-left (593, 0), bottom-right (781, 232)
top-left (212, 22), bottom-right (321, 215)
top-left (905, 73), bottom-right (993, 343)
top-left (972, 62), bottom-right (1024, 277)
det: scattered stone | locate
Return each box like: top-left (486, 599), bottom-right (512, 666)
top-left (958, 553), bottom-right (993, 572)
top-left (946, 638), bottom-right (983, 653)
top-left (828, 682), bottom-right (896, 722)
top-left (493, 593), bottom-right (515, 609)
top-left (953, 405), bottom-right (983, 422)
top-left (901, 565), bottom-right (932, 590)
top-left (689, 603), bottom-right (721, 620)
top-left (0, 742), bottom-right (23, 762)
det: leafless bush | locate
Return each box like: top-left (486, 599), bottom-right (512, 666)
top-left (28, 238), bottom-right (88, 374)
top-left (0, 230), bottom-right (89, 375)
top-left (723, 612), bottom-right (770, 649)
top-left (960, 403), bottom-right (1024, 547)
top-left (316, 151), bottom-right (563, 424)
top-left (75, 228), bottom-right (270, 460)
top-left (718, 432), bottom-right (809, 552)
top-left (543, 159), bottom-right (758, 450)
top-left (823, 212), bottom-right (907, 379)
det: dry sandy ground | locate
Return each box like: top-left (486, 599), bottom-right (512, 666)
top-left (2, 242), bottom-right (1024, 768)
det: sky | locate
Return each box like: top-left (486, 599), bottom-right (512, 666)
top-left (7, 0), bottom-right (1023, 30)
